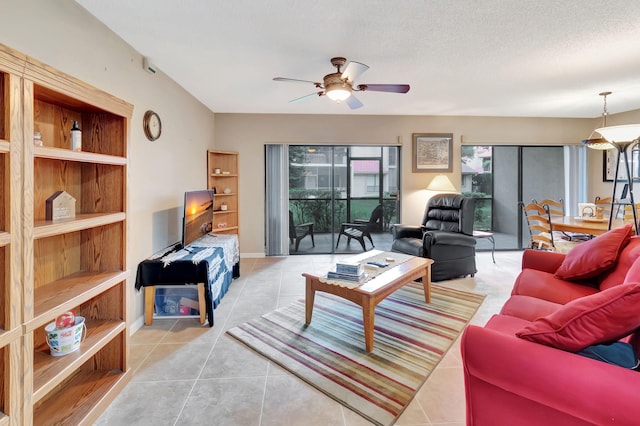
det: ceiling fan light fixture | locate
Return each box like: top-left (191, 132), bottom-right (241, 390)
top-left (326, 86), bottom-right (351, 102)
top-left (324, 72), bottom-right (351, 102)
top-left (274, 56), bottom-right (409, 108)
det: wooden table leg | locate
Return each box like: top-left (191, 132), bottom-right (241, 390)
top-left (421, 265), bottom-right (432, 304)
top-left (197, 283), bottom-right (206, 324)
top-left (144, 286), bottom-right (156, 326)
top-left (305, 277), bottom-right (316, 324)
top-left (362, 298), bottom-right (375, 352)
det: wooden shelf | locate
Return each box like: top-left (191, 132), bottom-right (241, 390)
top-left (213, 192), bottom-right (236, 197)
top-left (214, 209), bottom-right (238, 215)
top-left (34, 146), bottom-right (126, 165)
top-left (33, 368), bottom-right (131, 426)
top-left (212, 226), bottom-right (239, 233)
top-left (210, 173), bottom-right (238, 178)
top-left (34, 212), bottom-right (125, 239)
top-left (0, 327), bottom-right (20, 348)
top-left (32, 319), bottom-right (125, 402)
top-left (0, 140), bottom-right (9, 153)
top-left (25, 270), bottom-right (128, 333)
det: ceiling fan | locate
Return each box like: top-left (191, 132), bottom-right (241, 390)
top-left (273, 57), bottom-right (410, 109)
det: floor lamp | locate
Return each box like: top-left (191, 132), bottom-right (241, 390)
top-left (586, 124), bottom-right (640, 234)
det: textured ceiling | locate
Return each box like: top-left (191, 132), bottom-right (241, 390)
top-left (75, 0), bottom-right (640, 118)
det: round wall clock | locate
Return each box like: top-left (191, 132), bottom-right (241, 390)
top-left (143, 110), bottom-right (162, 141)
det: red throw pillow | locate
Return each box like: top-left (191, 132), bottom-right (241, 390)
top-left (516, 282), bottom-right (640, 352)
top-left (554, 224), bottom-right (632, 281)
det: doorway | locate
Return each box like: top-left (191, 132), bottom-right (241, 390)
top-left (462, 145), bottom-right (576, 250)
top-left (287, 145), bottom-right (400, 254)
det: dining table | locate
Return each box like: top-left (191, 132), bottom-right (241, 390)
top-left (550, 216), bottom-right (628, 236)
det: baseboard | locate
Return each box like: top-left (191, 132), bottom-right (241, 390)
top-left (240, 252), bottom-right (266, 258)
top-left (130, 315), bottom-right (145, 336)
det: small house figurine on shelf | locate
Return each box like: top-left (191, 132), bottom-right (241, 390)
top-left (46, 190), bottom-right (76, 221)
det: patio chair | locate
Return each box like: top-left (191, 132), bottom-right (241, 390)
top-left (335, 204), bottom-right (383, 251)
top-left (289, 210), bottom-right (314, 252)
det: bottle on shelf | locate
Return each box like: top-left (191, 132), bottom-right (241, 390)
top-left (70, 120), bottom-right (82, 151)
top-left (34, 131), bottom-right (43, 146)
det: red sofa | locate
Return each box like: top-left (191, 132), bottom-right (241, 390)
top-left (462, 227), bottom-right (640, 426)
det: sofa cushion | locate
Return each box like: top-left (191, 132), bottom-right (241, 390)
top-left (512, 268), bottom-right (599, 304)
top-left (500, 295), bottom-right (563, 322)
top-left (599, 236), bottom-right (640, 290)
top-left (484, 314), bottom-right (533, 335)
top-left (554, 224), bottom-right (632, 281)
top-left (516, 282), bottom-right (640, 352)
top-left (625, 255), bottom-right (640, 285)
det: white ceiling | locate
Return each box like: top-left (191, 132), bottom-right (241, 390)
top-left (75, 0), bottom-right (640, 118)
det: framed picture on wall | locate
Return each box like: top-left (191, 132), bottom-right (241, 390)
top-left (603, 150), bottom-right (618, 182)
top-left (412, 133), bottom-right (453, 172)
top-left (603, 148), bottom-right (640, 182)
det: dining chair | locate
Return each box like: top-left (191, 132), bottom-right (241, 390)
top-left (521, 202), bottom-right (555, 250)
top-left (521, 201), bottom-right (579, 253)
top-left (623, 203), bottom-right (640, 221)
top-left (533, 198), bottom-right (587, 241)
top-left (534, 198), bottom-right (564, 216)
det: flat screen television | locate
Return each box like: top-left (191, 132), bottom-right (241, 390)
top-left (182, 190), bottom-right (215, 247)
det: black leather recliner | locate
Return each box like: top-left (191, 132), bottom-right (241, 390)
top-left (391, 193), bottom-right (477, 281)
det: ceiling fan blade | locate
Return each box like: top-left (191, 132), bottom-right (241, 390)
top-left (357, 84), bottom-right (410, 93)
top-left (345, 94), bottom-right (363, 110)
top-left (274, 77), bottom-right (322, 87)
top-left (341, 61), bottom-right (369, 83)
top-left (289, 91), bottom-right (323, 103)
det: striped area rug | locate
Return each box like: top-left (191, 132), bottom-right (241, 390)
top-left (227, 282), bottom-right (484, 426)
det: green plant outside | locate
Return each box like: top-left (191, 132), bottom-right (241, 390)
top-left (463, 191), bottom-right (492, 230)
top-left (290, 190), bottom-right (397, 233)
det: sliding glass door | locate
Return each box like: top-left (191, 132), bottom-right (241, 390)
top-left (287, 145), bottom-right (400, 254)
top-left (463, 145), bottom-right (575, 250)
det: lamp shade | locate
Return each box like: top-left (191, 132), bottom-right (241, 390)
top-left (595, 124), bottom-right (640, 143)
top-left (581, 137), bottom-right (613, 150)
top-left (427, 174), bottom-right (456, 191)
top-left (326, 87), bottom-right (351, 101)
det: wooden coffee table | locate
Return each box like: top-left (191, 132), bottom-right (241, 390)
top-left (303, 251), bottom-right (433, 352)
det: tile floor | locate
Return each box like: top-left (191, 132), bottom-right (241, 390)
top-left (96, 250), bottom-right (523, 426)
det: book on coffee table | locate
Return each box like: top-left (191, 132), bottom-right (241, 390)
top-left (327, 270), bottom-right (367, 283)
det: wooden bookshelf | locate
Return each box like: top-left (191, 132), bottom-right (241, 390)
top-left (207, 150), bottom-right (240, 236)
top-left (0, 42), bottom-right (132, 425)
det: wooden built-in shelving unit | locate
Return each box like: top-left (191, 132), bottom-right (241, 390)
top-left (207, 150), bottom-right (240, 236)
top-left (0, 42), bottom-right (131, 425)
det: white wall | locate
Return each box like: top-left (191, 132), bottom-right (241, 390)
top-left (1, 0), bottom-right (216, 328)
